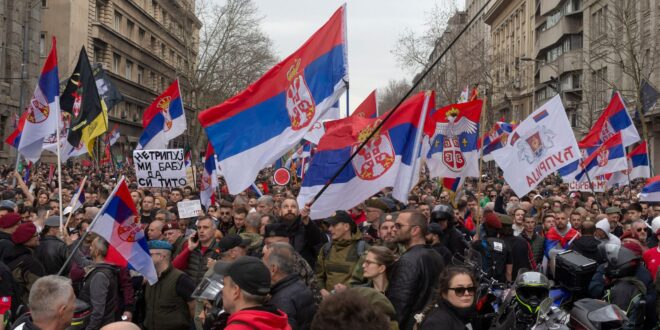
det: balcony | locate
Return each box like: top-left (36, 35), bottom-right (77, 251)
top-left (540, 0), bottom-right (561, 16)
top-left (536, 17), bottom-right (582, 52)
top-left (539, 50), bottom-right (583, 84)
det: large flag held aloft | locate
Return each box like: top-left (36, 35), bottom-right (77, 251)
top-left (579, 91), bottom-right (639, 148)
top-left (93, 63), bottom-right (124, 112)
top-left (200, 143), bottom-right (218, 210)
top-left (576, 132), bottom-right (627, 180)
top-left (13, 37), bottom-right (61, 163)
top-left (491, 95), bottom-right (580, 197)
top-left (606, 141), bottom-right (651, 187)
top-left (60, 47), bottom-right (108, 156)
top-left (198, 5), bottom-right (348, 195)
top-left (641, 176), bottom-right (660, 202)
top-left (89, 177), bottom-right (158, 284)
top-left (298, 91), bottom-right (433, 219)
top-left (138, 79), bottom-right (186, 149)
top-left (424, 100), bottom-right (482, 179)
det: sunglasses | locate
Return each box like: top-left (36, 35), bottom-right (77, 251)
top-left (636, 228), bottom-right (645, 233)
top-left (449, 286), bottom-right (476, 296)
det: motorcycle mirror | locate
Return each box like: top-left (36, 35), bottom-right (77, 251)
top-left (537, 297), bottom-right (553, 320)
top-left (587, 304), bottom-right (627, 323)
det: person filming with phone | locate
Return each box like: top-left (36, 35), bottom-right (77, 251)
top-left (173, 216), bottom-right (221, 285)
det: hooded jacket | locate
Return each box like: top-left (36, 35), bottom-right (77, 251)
top-left (595, 219), bottom-right (621, 246)
top-left (225, 305), bottom-right (291, 330)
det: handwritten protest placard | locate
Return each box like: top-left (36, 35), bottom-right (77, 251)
top-left (177, 200), bottom-right (203, 218)
top-left (133, 149), bottom-right (187, 188)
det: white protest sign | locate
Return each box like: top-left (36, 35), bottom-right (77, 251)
top-left (133, 149), bottom-right (187, 188)
top-left (568, 178), bottom-right (607, 192)
top-left (177, 200), bottom-right (203, 218)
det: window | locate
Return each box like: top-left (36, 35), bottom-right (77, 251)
top-left (152, 1), bottom-right (158, 16)
top-left (114, 11), bottom-right (122, 31)
top-left (150, 37), bottom-right (156, 52)
top-left (150, 72), bottom-right (156, 89)
top-left (170, 50), bottom-right (175, 63)
top-left (42, 0), bottom-right (47, 7)
top-left (94, 46), bottom-right (103, 65)
top-left (126, 20), bottom-right (134, 38)
top-left (125, 60), bottom-right (133, 80)
top-left (137, 66), bottom-right (144, 84)
top-left (592, 67), bottom-right (608, 107)
top-left (591, 7), bottom-right (607, 38)
top-left (138, 28), bottom-right (145, 42)
top-left (160, 77), bottom-right (165, 91)
top-left (39, 32), bottom-right (46, 57)
top-left (546, 10), bottom-right (562, 29)
top-left (161, 44), bottom-right (166, 57)
top-left (113, 53), bottom-right (121, 73)
top-left (95, 2), bottom-right (102, 21)
top-left (162, 9), bottom-right (167, 24)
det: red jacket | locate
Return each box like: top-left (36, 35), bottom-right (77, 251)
top-left (225, 307), bottom-right (291, 330)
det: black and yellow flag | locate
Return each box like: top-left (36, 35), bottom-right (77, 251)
top-left (60, 47), bottom-right (108, 157)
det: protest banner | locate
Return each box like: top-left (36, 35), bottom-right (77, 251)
top-left (177, 200), bottom-right (203, 218)
top-left (133, 149), bottom-right (187, 188)
top-left (568, 177), bottom-right (607, 192)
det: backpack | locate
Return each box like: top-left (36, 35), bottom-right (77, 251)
top-left (481, 237), bottom-right (507, 282)
top-left (604, 277), bottom-right (646, 329)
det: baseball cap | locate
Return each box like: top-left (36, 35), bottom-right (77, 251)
top-left (44, 216), bottom-right (61, 228)
top-left (0, 200), bottom-right (16, 212)
top-left (219, 234), bottom-right (251, 252)
top-left (263, 223), bottom-right (288, 238)
top-left (213, 256), bottom-right (271, 296)
top-left (0, 213), bottom-right (20, 229)
top-left (324, 210), bottom-right (354, 227)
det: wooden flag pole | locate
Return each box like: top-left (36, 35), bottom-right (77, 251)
top-left (63, 175), bottom-right (88, 230)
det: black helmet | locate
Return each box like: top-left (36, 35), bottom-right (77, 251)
top-left (514, 271), bottom-right (550, 315)
top-left (599, 243), bottom-right (640, 278)
top-left (430, 204), bottom-right (454, 225)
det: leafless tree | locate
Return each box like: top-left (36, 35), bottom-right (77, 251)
top-left (178, 0), bottom-right (277, 153)
top-left (378, 79), bottom-right (412, 114)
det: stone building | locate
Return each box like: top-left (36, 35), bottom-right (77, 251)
top-left (41, 0), bottom-right (200, 161)
top-left (0, 0), bottom-right (42, 162)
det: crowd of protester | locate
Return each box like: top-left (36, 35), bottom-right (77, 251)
top-left (0, 161), bottom-right (658, 330)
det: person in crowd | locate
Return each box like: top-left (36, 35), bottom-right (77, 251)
top-left (0, 213), bottom-right (19, 263)
top-left (256, 195), bottom-right (275, 215)
top-left (595, 219), bottom-right (622, 245)
top-left (430, 205), bottom-right (468, 256)
top-left (361, 197), bottom-right (388, 243)
top-left (360, 246), bottom-right (397, 294)
top-left (217, 201), bottom-right (234, 235)
top-left (239, 212), bottom-right (263, 256)
top-left (418, 203), bottom-right (431, 223)
top-left (9, 221), bottom-right (45, 304)
top-left (143, 240), bottom-right (195, 330)
top-left (311, 289), bottom-right (390, 330)
top-left (10, 275), bottom-right (76, 330)
top-left (316, 211), bottom-right (366, 294)
top-left (169, 188), bottom-right (183, 204)
top-left (570, 221), bottom-right (603, 262)
top-left (172, 216), bottom-right (220, 284)
top-left (543, 211), bottom-right (579, 259)
top-left (569, 211), bottom-right (583, 232)
top-left (470, 212), bottom-right (512, 283)
top-left (500, 213), bottom-right (536, 275)
top-left (264, 242), bottom-right (317, 330)
top-left (415, 266), bottom-right (476, 329)
top-left (278, 198), bottom-right (325, 269)
top-left (79, 236), bottom-right (121, 330)
top-left (228, 207), bottom-right (247, 235)
top-left (163, 222), bottom-right (185, 257)
top-left (521, 214), bottom-right (544, 266)
top-left (216, 256), bottom-right (290, 329)
top-left (35, 216), bottom-right (70, 275)
top-left (512, 208), bottom-right (525, 236)
top-left (218, 234), bottom-right (250, 262)
top-left (426, 223), bottom-right (452, 265)
top-left (147, 220), bottom-right (165, 241)
top-left (605, 207), bottom-right (624, 237)
top-left (386, 210), bottom-right (444, 330)
top-left (140, 195), bottom-right (157, 224)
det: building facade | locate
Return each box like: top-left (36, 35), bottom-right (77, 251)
top-left (41, 0), bottom-right (200, 160)
top-left (0, 0), bottom-right (42, 162)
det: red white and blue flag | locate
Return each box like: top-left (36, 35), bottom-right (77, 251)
top-left (641, 176), bottom-right (660, 202)
top-left (577, 132), bottom-right (627, 179)
top-left (5, 112), bottom-right (28, 149)
top-left (424, 100), bottom-right (482, 179)
top-left (138, 79), bottom-right (186, 150)
top-left (606, 141), bottom-right (651, 187)
top-left (480, 121), bottom-right (517, 161)
top-left (89, 177), bottom-right (157, 284)
top-left (442, 177), bottom-right (464, 192)
top-left (198, 5), bottom-right (348, 194)
top-left (106, 124), bottom-right (120, 146)
top-left (200, 143), bottom-right (218, 210)
top-left (12, 38), bottom-right (61, 162)
top-left (351, 90), bottom-right (378, 118)
top-left (67, 177), bottom-right (87, 214)
top-left (298, 91), bottom-right (433, 219)
top-left (579, 92), bottom-right (639, 148)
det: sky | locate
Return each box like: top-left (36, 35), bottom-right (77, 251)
top-left (250, 0), bottom-right (463, 116)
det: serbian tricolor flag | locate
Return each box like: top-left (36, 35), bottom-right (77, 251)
top-left (200, 143), bottom-right (218, 210)
top-left (579, 92), bottom-right (639, 148)
top-left (298, 91), bottom-right (433, 219)
top-left (89, 177), bottom-right (157, 284)
top-left (138, 79), bottom-right (186, 149)
top-left (67, 177), bottom-right (87, 214)
top-left (424, 100), bottom-right (482, 179)
top-left (351, 90), bottom-right (378, 118)
top-left (480, 121), bottom-right (517, 161)
top-left (641, 176), bottom-right (660, 202)
top-left (106, 124), bottom-right (120, 146)
top-left (13, 37), bottom-right (61, 163)
top-left (442, 177), bottom-right (464, 192)
top-left (199, 5), bottom-right (348, 194)
top-left (5, 112), bottom-right (28, 148)
top-left (573, 133), bottom-right (627, 182)
top-left (606, 141), bottom-right (651, 187)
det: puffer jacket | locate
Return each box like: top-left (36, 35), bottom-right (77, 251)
top-left (35, 235), bottom-right (70, 275)
top-left (269, 274), bottom-right (317, 330)
top-left (386, 244), bottom-right (444, 330)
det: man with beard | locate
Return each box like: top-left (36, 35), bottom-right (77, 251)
top-left (278, 198), bottom-right (325, 269)
top-left (217, 201), bottom-right (233, 235)
top-left (543, 211), bottom-right (579, 260)
top-left (386, 211), bottom-right (444, 330)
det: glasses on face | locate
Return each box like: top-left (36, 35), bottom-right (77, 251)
top-left (448, 286), bottom-right (476, 297)
top-left (363, 259), bottom-right (381, 266)
top-left (635, 228), bottom-right (645, 233)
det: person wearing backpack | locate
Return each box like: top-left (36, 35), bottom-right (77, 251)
top-left (8, 222), bottom-right (45, 306)
top-left (78, 236), bottom-right (121, 330)
top-left (315, 211), bottom-right (368, 295)
top-left (469, 212), bottom-right (512, 284)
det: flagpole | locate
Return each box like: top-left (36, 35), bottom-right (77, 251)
top-left (55, 106), bottom-right (64, 232)
top-left (12, 153), bottom-right (21, 186)
top-left (57, 176), bottom-right (125, 276)
top-left (63, 176), bottom-right (87, 229)
top-left (308, 0), bottom-right (492, 206)
top-left (345, 80), bottom-right (350, 117)
top-left (624, 147), bottom-right (633, 200)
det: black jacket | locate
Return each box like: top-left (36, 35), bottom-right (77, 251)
top-left (269, 274), bottom-right (317, 330)
top-left (386, 244), bottom-right (445, 330)
top-left (0, 231), bottom-right (14, 263)
top-left (569, 235), bottom-right (603, 263)
top-left (441, 227), bottom-right (469, 256)
top-left (419, 299), bottom-right (472, 330)
top-left (10, 313), bottom-right (41, 330)
top-left (286, 217), bottom-right (325, 269)
top-left (35, 236), bottom-right (70, 275)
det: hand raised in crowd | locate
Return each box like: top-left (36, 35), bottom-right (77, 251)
top-left (187, 232), bottom-right (200, 251)
top-left (301, 202), bottom-right (311, 225)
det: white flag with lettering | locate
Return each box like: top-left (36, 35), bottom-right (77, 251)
top-left (491, 96), bottom-right (580, 196)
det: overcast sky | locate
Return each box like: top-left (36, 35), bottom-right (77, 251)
top-left (250, 0), bottom-right (463, 115)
